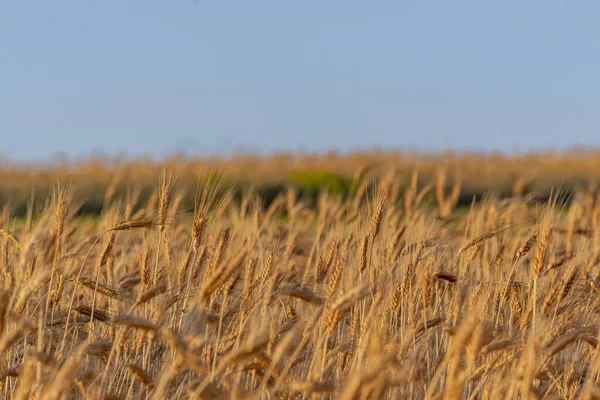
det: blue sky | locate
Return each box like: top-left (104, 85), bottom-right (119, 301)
top-left (1, 1), bottom-right (600, 161)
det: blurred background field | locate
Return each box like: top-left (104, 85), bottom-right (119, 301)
top-left (2, 149), bottom-right (600, 218)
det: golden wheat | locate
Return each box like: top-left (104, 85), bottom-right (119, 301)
top-left (0, 161), bottom-right (598, 399)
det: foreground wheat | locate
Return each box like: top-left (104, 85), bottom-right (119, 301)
top-left (0, 169), bottom-right (599, 399)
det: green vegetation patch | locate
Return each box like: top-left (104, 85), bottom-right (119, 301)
top-left (289, 170), bottom-right (352, 196)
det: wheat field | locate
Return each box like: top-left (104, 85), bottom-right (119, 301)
top-left (1, 164), bottom-right (600, 399)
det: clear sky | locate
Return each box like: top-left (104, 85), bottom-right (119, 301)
top-left (2, 1), bottom-right (600, 162)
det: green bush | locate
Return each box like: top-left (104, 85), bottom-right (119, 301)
top-left (289, 170), bottom-right (351, 196)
